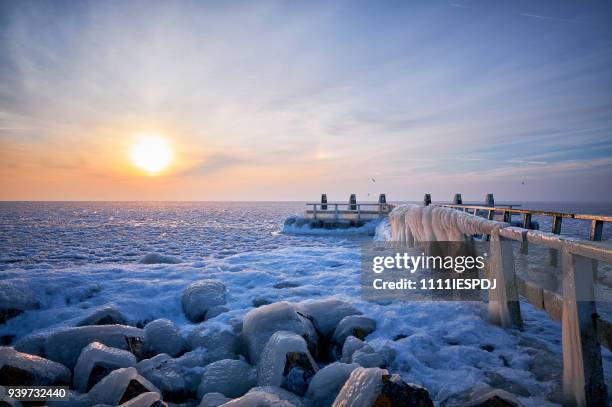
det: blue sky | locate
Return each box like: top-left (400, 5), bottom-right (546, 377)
top-left (1, 0), bottom-right (611, 201)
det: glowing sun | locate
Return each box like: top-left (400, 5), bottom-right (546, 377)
top-left (129, 135), bottom-right (173, 175)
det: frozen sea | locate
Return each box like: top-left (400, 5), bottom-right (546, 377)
top-left (1, 201), bottom-right (611, 406)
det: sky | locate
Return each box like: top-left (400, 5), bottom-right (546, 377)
top-left (1, 0), bottom-right (611, 201)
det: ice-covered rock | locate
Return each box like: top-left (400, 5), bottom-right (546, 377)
top-left (118, 391), bottom-right (166, 407)
top-left (295, 298), bottom-right (361, 336)
top-left (0, 346), bottom-right (70, 385)
top-left (0, 386), bottom-right (21, 407)
top-left (221, 386), bottom-right (304, 407)
top-left (331, 315), bottom-right (376, 351)
top-left (340, 336), bottom-right (365, 363)
top-left (88, 366), bottom-right (160, 406)
top-left (78, 306), bottom-right (128, 326)
top-left (187, 325), bottom-right (240, 362)
top-left (197, 358), bottom-right (257, 399)
top-left (140, 253), bottom-right (182, 264)
top-left (350, 346), bottom-right (384, 368)
top-left (181, 280), bottom-right (227, 323)
top-left (258, 331), bottom-right (318, 397)
top-left (0, 280), bottom-right (40, 324)
top-left (45, 325), bottom-right (145, 369)
top-left (46, 390), bottom-right (91, 407)
top-left (14, 332), bottom-right (47, 357)
top-left (136, 354), bottom-right (190, 402)
top-left (305, 362), bottom-right (358, 407)
top-left (205, 305), bottom-right (229, 319)
top-left (331, 367), bottom-right (433, 407)
top-left (242, 301), bottom-right (318, 364)
top-left (144, 319), bottom-right (184, 357)
top-left (450, 388), bottom-right (522, 407)
top-left (199, 392), bottom-right (232, 407)
top-left (74, 341), bottom-right (137, 392)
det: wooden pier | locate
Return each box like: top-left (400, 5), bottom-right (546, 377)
top-left (305, 193), bottom-right (394, 221)
top-left (428, 192), bottom-right (610, 241)
top-left (391, 193), bottom-right (612, 407)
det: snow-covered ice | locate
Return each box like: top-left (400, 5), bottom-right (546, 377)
top-left (0, 201), bottom-right (610, 406)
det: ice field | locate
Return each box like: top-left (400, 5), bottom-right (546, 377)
top-left (1, 201), bottom-right (611, 406)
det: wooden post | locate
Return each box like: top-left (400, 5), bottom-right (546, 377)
top-left (334, 204), bottom-right (339, 220)
top-left (378, 194), bottom-right (386, 217)
top-left (453, 193), bottom-right (463, 205)
top-left (551, 216), bottom-right (563, 267)
top-left (488, 228), bottom-right (523, 329)
top-left (313, 204), bottom-right (317, 220)
top-left (357, 204), bottom-right (361, 220)
top-left (321, 194), bottom-right (328, 210)
top-left (523, 213), bottom-right (532, 229)
top-left (589, 220), bottom-right (603, 287)
top-left (552, 216), bottom-right (563, 234)
top-left (561, 249), bottom-right (607, 407)
top-left (590, 220), bottom-right (603, 241)
top-left (503, 210), bottom-right (511, 223)
top-left (423, 194), bottom-right (431, 206)
top-left (349, 194), bottom-right (357, 211)
top-left (485, 193), bottom-right (494, 207)
top-left (487, 209), bottom-right (495, 220)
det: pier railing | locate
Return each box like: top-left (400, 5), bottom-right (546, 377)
top-left (436, 203), bottom-right (611, 241)
top-left (392, 202), bottom-right (611, 406)
top-left (490, 224), bottom-right (610, 407)
top-left (305, 202), bottom-right (394, 220)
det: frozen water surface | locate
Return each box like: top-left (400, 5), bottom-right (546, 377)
top-left (1, 201), bottom-right (610, 406)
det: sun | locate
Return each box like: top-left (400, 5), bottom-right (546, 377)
top-left (129, 135), bottom-right (173, 175)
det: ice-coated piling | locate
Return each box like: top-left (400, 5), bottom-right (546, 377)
top-left (452, 193), bottom-right (462, 205)
top-left (349, 194), bottom-right (357, 210)
top-left (485, 193), bottom-right (494, 207)
top-left (321, 194), bottom-right (328, 211)
top-left (423, 194), bottom-right (431, 206)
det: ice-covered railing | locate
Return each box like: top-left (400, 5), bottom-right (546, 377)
top-left (388, 204), bottom-right (612, 407)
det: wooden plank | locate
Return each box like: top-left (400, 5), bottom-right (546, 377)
top-left (543, 289), bottom-right (563, 322)
top-left (524, 281), bottom-right (545, 310)
top-left (575, 214), bottom-right (612, 222)
top-left (561, 249), bottom-right (607, 407)
top-left (488, 229), bottom-right (523, 329)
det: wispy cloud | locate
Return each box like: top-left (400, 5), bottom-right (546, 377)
top-left (0, 1), bottom-right (611, 200)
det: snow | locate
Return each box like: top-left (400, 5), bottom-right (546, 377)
top-left (1, 202), bottom-right (609, 406)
